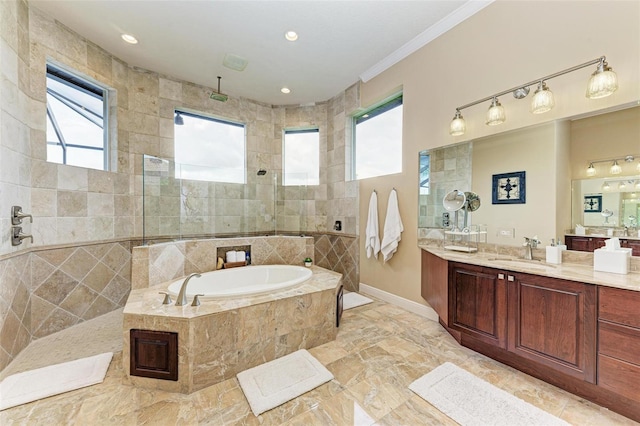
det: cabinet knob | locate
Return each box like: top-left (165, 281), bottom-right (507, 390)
top-left (498, 273), bottom-right (505, 280)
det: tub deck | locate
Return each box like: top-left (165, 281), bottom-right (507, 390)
top-left (123, 265), bottom-right (342, 393)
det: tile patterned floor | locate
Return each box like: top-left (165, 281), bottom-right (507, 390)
top-left (1, 297), bottom-right (637, 425)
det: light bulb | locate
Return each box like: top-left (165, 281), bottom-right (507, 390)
top-left (602, 182), bottom-right (611, 191)
top-left (449, 110), bottom-right (466, 136)
top-left (619, 181), bottom-right (626, 190)
top-left (610, 160), bottom-right (622, 175)
top-left (530, 82), bottom-right (555, 114)
top-left (586, 163), bottom-right (596, 177)
top-left (586, 59), bottom-right (618, 99)
top-left (486, 98), bottom-right (505, 126)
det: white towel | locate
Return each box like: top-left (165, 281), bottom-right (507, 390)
top-left (381, 189), bottom-right (403, 263)
top-left (365, 191), bottom-right (380, 259)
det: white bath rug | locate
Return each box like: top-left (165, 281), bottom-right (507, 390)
top-left (343, 292), bottom-right (373, 310)
top-left (409, 362), bottom-right (569, 426)
top-left (237, 349), bottom-right (334, 416)
top-left (0, 352), bottom-right (113, 411)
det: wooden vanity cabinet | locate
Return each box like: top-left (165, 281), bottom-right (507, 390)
top-left (621, 238), bottom-right (640, 256)
top-left (421, 250), bottom-right (449, 325)
top-left (507, 273), bottom-right (597, 383)
top-left (565, 235), bottom-right (607, 252)
top-left (598, 286), bottom-right (640, 403)
top-left (448, 262), bottom-right (507, 348)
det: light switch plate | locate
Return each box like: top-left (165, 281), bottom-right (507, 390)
top-left (497, 228), bottom-right (515, 238)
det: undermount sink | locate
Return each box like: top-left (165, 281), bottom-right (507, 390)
top-left (487, 257), bottom-right (556, 269)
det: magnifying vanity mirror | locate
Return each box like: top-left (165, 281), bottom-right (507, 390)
top-left (419, 103), bottom-right (640, 257)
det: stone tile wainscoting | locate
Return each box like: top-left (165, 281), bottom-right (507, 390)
top-left (314, 233), bottom-right (359, 292)
top-left (0, 241), bottom-right (132, 371)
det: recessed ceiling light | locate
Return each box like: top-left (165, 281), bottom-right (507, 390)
top-left (284, 31), bottom-right (298, 41)
top-left (121, 34), bottom-right (138, 44)
top-left (281, 87), bottom-right (291, 94)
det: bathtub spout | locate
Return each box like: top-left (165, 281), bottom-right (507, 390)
top-left (175, 273), bottom-right (202, 306)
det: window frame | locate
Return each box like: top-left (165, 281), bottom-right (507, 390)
top-left (173, 109), bottom-right (247, 184)
top-left (46, 62), bottom-right (109, 170)
top-left (282, 127), bottom-right (320, 186)
top-left (351, 93), bottom-right (403, 180)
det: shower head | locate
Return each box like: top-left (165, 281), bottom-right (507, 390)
top-left (210, 76), bottom-right (229, 102)
top-left (257, 169), bottom-right (267, 176)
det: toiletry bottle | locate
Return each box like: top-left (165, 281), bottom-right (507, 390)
top-left (246, 251), bottom-right (251, 265)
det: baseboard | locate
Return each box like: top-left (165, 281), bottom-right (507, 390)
top-left (358, 283), bottom-right (438, 322)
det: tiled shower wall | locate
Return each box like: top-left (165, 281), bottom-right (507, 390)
top-left (418, 142), bottom-right (472, 228)
top-left (0, 241), bottom-right (132, 371)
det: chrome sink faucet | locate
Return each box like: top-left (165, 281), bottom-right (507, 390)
top-left (175, 273), bottom-right (201, 306)
top-left (523, 236), bottom-right (541, 260)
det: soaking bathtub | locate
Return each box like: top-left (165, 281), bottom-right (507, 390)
top-left (166, 264), bottom-right (313, 300)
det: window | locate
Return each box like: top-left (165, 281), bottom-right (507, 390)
top-left (46, 64), bottom-right (108, 170)
top-left (353, 95), bottom-right (403, 180)
top-left (419, 151), bottom-right (430, 195)
top-left (174, 110), bottom-right (246, 183)
top-left (283, 128), bottom-right (320, 186)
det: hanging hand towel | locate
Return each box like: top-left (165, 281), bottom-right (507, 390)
top-left (365, 191), bottom-right (380, 259)
top-left (381, 189), bottom-right (404, 263)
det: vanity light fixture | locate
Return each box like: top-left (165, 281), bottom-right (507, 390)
top-left (618, 181), bottom-right (627, 190)
top-left (530, 81), bottom-right (555, 114)
top-left (610, 160), bottom-right (622, 175)
top-left (602, 181), bottom-right (611, 191)
top-left (449, 56), bottom-right (618, 136)
top-left (636, 181), bottom-right (640, 190)
top-left (281, 87), bottom-right (291, 94)
top-left (449, 110), bottom-right (466, 136)
top-left (586, 163), bottom-right (596, 177)
top-left (485, 97), bottom-right (505, 126)
top-left (174, 111), bottom-right (184, 125)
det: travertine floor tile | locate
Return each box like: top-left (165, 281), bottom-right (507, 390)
top-left (0, 296), bottom-right (636, 425)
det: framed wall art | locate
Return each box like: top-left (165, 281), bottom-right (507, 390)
top-left (584, 195), bottom-right (602, 212)
top-left (492, 171), bottom-right (526, 204)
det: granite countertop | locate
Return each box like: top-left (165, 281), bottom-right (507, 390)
top-left (419, 245), bottom-right (640, 292)
top-left (124, 265), bottom-right (342, 318)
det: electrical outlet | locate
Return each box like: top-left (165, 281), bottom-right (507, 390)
top-left (497, 228), bottom-right (515, 238)
top-left (442, 212), bottom-right (450, 227)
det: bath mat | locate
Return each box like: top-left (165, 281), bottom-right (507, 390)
top-left (343, 292), bottom-right (373, 310)
top-left (409, 362), bottom-right (569, 426)
top-left (0, 352), bottom-right (113, 411)
top-left (237, 349), bottom-right (333, 416)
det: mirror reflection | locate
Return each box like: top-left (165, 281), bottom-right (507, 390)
top-left (419, 104), bottom-right (640, 256)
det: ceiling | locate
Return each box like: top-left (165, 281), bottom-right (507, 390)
top-left (30, 1), bottom-right (490, 106)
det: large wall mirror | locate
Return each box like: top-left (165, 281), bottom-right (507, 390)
top-left (419, 103), bottom-right (640, 256)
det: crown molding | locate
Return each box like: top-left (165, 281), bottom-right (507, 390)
top-left (359, 0), bottom-right (495, 83)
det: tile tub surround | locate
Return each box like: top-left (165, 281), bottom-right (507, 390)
top-left (0, 241), bottom-right (132, 372)
top-left (314, 233), bottom-right (359, 293)
top-left (122, 265), bottom-right (342, 393)
top-left (131, 236), bottom-right (314, 290)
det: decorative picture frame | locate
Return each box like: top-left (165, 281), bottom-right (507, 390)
top-left (492, 171), bottom-right (526, 204)
top-left (584, 195), bottom-right (602, 212)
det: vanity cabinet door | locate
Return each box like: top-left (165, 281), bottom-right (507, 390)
top-left (507, 273), bottom-right (597, 383)
top-left (621, 239), bottom-right (640, 256)
top-left (448, 263), bottom-right (507, 348)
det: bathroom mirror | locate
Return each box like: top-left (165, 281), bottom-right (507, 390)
top-left (418, 103), bottom-right (640, 255)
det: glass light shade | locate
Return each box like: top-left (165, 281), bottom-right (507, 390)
top-left (530, 82), bottom-right (555, 114)
top-left (610, 160), bottom-right (622, 175)
top-left (449, 111), bottom-right (466, 136)
top-left (486, 98), bottom-right (505, 126)
top-left (602, 182), bottom-right (610, 191)
top-left (637, 162), bottom-right (640, 172)
top-left (586, 163), bottom-right (596, 176)
top-left (586, 62), bottom-right (618, 99)
top-left (619, 181), bottom-right (626, 190)
top-left (635, 181), bottom-right (640, 189)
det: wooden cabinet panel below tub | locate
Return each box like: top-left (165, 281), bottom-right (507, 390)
top-left (130, 329), bottom-right (178, 381)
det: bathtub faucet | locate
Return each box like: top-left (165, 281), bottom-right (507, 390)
top-left (175, 273), bottom-right (202, 306)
